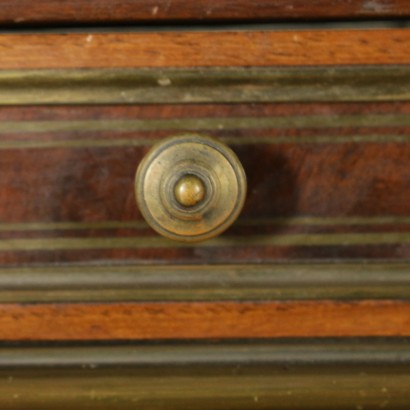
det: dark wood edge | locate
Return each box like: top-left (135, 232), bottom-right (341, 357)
top-left (0, 0), bottom-right (409, 26)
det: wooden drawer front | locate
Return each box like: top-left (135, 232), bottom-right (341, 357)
top-left (0, 30), bottom-right (409, 266)
top-left (0, 27), bottom-right (409, 409)
top-left (0, 29), bottom-right (408, 342)
top-left (1, 101), bottom-right (410, 265)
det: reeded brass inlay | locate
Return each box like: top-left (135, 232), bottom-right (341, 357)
top-left (135, 134), bottom-right (247, 242)
top-left (1, 67), bottom-right (409, 105)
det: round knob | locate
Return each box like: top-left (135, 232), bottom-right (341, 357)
top-left (135, 134), bottom-right (247, 242)
top-left (174, 174), bottom-right (207, 207)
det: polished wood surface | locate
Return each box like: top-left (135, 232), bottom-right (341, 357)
top-left (0, 30), bottom-right (408, 69)
top-left (0, 0), bottom-right (409, 25)
top-left (0, 102), bottom-right (408, 264)
top-left (0, 300), bottom-right (409, 341)
top-left (0, 26), bottom-right (408, 396)
top-left (0, 8), bottom-right (408, 408)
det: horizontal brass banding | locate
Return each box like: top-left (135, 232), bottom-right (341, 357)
top-left (1, 340), bottom-right (410, 366)
top-left (0, 341), bottom-right (409, 407)
top-left (1, 114), bottom-right (410, 134)
top-left (1, 216), bottom-right (409, 232)
top-left (1, 102), bottom-right (408, 121)
top-left (0, 112), bottom-right (409, 149)
top-left (0, 263), bottom-right (408, 303)
top-left (1, 135), bottom-right (409, 150)
top-left (0, 232), bottom-right (409, 251)
top-left (0, 67), bottom-right (409, 105)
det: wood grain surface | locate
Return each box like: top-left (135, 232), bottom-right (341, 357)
top-left (0, 15), bottom-right (408, 391)
top-left (1, 0), bottom-right (409, 25)
top-left (0, 102), bottom-right (408, 264)
top-left (0, 30), bottom-right (408, 69)
top-left (0, 300), bottom-right (408, 341)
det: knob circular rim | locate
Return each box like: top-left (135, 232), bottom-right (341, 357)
top-left (135, 134), bottom-right (247, 242)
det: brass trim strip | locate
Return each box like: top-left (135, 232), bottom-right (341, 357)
top-left (0, 221), bottom-right (149, 231)
top-left (1, 135), bottom-right (409, 150)
top-left (223, 135), bottom-right (410, 145)
top-left (238, 216), bottom-right (410, 227)
top-left (1, 341), bottom-right (409, 366)
top-left (1, 115), bottom-right (410, 134)
top-left (0, 232), bottom-right (409, 251)
top-left (0, 263), bottom-right (408, 302)
top-left (0, 342), bottom-right (408, 408)
top-left (0, 67), bottom-right (409, 105)
top-left (0, 216), bottom-right (409, 232)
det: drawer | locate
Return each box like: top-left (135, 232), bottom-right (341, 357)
top-left (0, 24), bottom-right (409, 408)
top-left (0, 30), bottom-right (409, 265)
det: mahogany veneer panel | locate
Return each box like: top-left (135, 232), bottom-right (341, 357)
top-left (0, 19), bottom-right (408, 409)
top-left (0, 28), bottom-right (408, 348)
top-left (0, 102), bottom-right (408, 264)
top-left (1, 0), bottom-right (410, 25)
top-left (3, 141), bottom-right (408, 220)
top-left (0, 30), bottom-right (408, 69)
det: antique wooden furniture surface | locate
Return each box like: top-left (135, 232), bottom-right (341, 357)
top-left (0, 1), bottom-right (409, 408)
top-left (0, 0), bottom-right (410, 24)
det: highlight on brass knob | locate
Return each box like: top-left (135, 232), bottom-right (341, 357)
top-left (135, 134), bottom-right (247, 242)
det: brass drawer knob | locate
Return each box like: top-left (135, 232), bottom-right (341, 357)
top-left (135, 134), bottom-right (246, 242)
